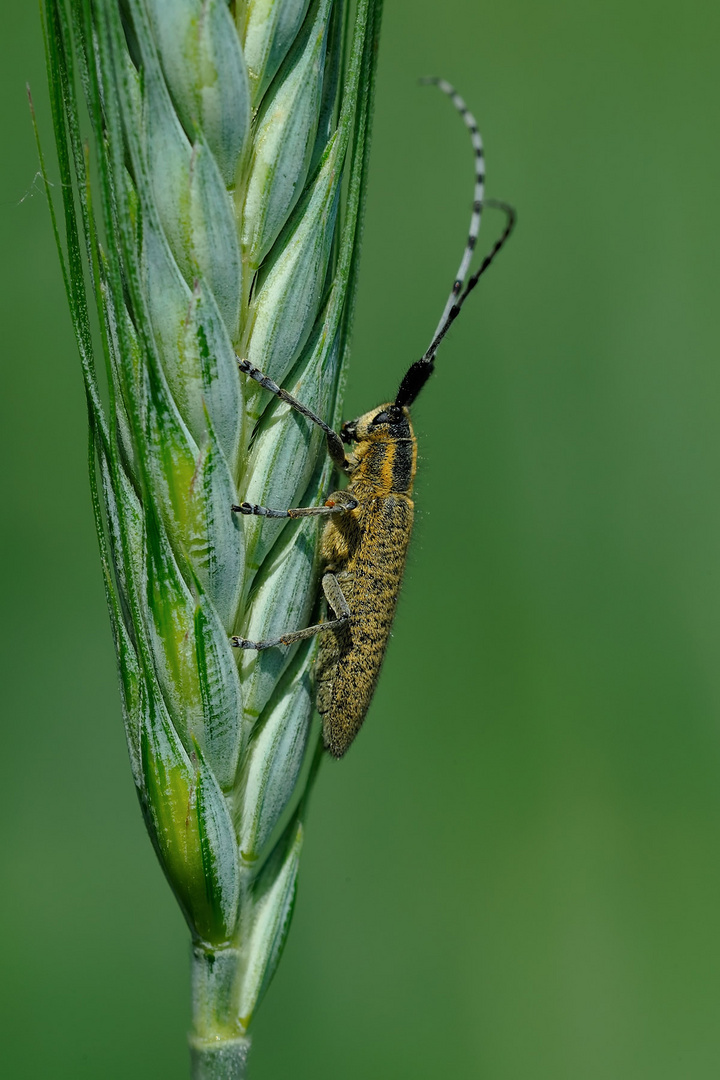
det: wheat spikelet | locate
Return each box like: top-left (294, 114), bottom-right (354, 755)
top-left (38, 0), bottom-right (383, 1074)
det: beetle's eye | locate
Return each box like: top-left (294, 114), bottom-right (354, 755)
top-left (371, 411), bottom-right (391, 426)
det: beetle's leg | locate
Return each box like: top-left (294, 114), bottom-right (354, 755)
top-left (231, 573), bottom-right (350, 651)
top-left (232, 491), bottom-right (358, 519)
top-left (321, 572), bottom-right (351, 619)
top-left (237, 356), bottom-right (348, 471)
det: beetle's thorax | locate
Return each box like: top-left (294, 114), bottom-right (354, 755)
top-left (343, 402), bottom-right (417, 498)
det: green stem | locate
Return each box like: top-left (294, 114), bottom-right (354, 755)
top-left (189, 946), bottom-right (251, 1080)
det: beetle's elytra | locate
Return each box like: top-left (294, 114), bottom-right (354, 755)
top-left (231, 80), bottom-right (516, 757)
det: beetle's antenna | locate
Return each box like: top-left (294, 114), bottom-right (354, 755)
top-left (421, 78), bottom-right (486, 345)
top-left (425, 199), bottom-right (516, 358)
top-left (395, 80), bottom-right (516, 411)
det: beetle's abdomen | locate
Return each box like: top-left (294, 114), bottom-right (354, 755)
top-left (317, 494), bottom-right (414, 757)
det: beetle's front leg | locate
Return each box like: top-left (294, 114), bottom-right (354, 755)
top-left (237, 357), bottom-right (348, 470)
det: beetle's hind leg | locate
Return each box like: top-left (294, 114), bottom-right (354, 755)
top-left (231, 573), bottom-right (350, 651)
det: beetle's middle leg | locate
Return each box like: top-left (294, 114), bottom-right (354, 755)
top-left (230, 573), bottom-right (351, 652)
top-left (232, 490), bottom-right (358, 520)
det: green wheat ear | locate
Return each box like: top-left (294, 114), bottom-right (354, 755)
top-left (35, 1), bottom-right (383, 1075)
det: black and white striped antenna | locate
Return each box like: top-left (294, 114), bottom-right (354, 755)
top-left (422, 77), bottom-right (486, 346)
top-left (395, 79), bottom-right (516, 411)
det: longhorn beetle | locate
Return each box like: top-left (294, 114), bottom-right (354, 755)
top-left (231, 79), bottom-right (516, 758)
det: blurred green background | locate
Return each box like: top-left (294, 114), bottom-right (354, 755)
top-left (3, 1), bottom-right (720, 1077)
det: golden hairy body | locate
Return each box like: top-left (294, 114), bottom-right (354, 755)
top-left (316, 405), bottom-right (417, 757)
top-left (231, 369), bottom-right (426, 758)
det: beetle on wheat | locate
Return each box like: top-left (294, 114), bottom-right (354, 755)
top-left (232, 79), bottom-right (516, 758)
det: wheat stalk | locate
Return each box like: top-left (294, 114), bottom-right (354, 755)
top-left (36, 0), bottom-right (383, 1075)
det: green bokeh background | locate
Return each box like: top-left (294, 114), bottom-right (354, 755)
top-left (3, 1), bottom-right (720, 1076)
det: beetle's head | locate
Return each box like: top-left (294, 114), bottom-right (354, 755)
top-left (341, 402), bottom-right (412, 444)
